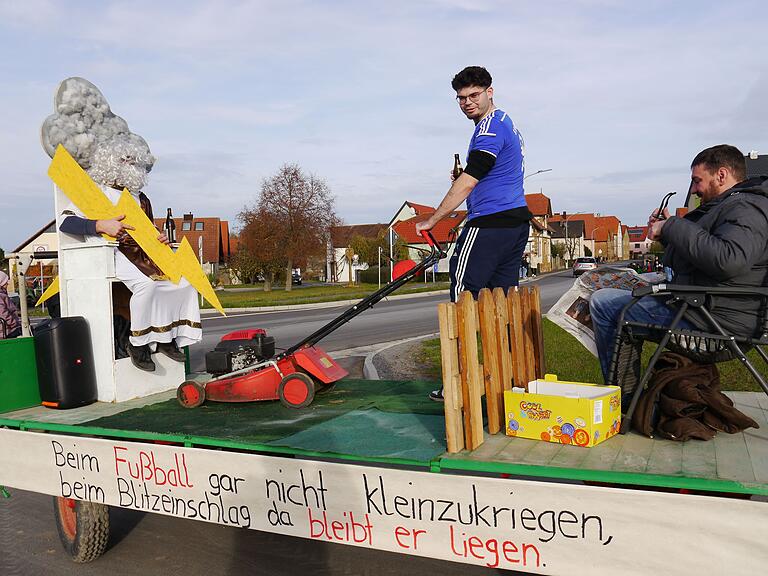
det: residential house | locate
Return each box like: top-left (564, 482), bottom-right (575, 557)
top-left (549, 220), bottom-right (585, 264)
top-left (550, 213), bottom-right (623, 261)
top-left (524, 192), bottom-right (553, 273)
top-left (389, 209), bottom-right (466, 275)
top-left (627, 225), bottom-right (652, 259)
top-left (153, 213), bottom-right (231, 275)
top-left (328, 223), bottom-right (389, 283)
top-left (9, 220), bottom-right (59, 292)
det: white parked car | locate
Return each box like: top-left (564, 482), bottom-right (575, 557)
top-left (573, 257), bottom-right (598, 276)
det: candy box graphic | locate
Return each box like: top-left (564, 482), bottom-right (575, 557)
top-left (503, 374), bottom-right (621, 447)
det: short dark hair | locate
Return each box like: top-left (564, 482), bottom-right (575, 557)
top-left (452, 66), bottom-right (492, 91)
top-left (691, 144), bottom-right (747, 181)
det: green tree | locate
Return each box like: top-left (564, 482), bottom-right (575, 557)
top-left (0, 247), bottom-right (6, 274)
top-left (237, 206), bottom-right (288, 291)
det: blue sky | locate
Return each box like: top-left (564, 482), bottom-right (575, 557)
top-left (1, 0), bottom-right (766, 251)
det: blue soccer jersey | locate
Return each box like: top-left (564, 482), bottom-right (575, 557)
top-left (465, 109), bottom-right (526, 220)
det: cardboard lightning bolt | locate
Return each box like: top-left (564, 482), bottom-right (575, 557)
top-left (46, 144), bottom-right (225, 315)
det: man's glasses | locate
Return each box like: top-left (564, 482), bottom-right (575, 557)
top-left (456, 88), bottom-right (488, 104)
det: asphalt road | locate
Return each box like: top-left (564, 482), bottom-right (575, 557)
top-left (2, 269), bottom-right (583, 576)
top-left (189, 269), bottom-right (579, 372)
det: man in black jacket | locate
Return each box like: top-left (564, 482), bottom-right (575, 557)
top-left (590, 144), bottom-right (768, 384)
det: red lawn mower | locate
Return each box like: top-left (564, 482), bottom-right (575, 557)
top-left (176, 231), bottom-right (446, 409)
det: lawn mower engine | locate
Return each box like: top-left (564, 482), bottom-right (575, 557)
top-left (205, 329), bottom-right (276, 375)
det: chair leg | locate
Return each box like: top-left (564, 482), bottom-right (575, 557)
top-left (697, 308), bottom-right (768, 397)
top-left (725, 339), bottom-right (768, 396)
top-left (620, 305), bottom-right (689, 434)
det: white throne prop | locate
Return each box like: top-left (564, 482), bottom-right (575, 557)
top-left (55, 186), bottom-right (185, 403)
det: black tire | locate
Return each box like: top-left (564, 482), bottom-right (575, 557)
top-left (53, 496), bottom-right (110, 563)
top-left (278, 372), bottom-right (316, 408)
top-left (177, 380), bottom-right (206, 408)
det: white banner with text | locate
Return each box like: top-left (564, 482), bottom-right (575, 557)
top-left (0, 429), bottom-right (766, 575)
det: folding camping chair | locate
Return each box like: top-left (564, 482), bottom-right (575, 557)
top-left (608, 283), bottom-right (768, 434)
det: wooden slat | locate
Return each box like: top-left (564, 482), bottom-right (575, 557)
top-left (681, 440), bottom-right (717, 478)
top-left (580, 432), bottom-right (629, 470)
top-left (613, 433), bottom-right (654, 473)
top-left (519, 287), bottom-right (537, 385)
top-left (478, 288), bottom-right (502, 434)
top-left (489, 436), bottom-right (541, 463)
top-left (646, 440), bottom-right (684, 476)
top-left (713, 432), bottom-right (755, 482)
top-left (548, 444), bottom-right (592, 468)
top-left (492, 287), bottom-right (513, 392)
top-left (507, 289), bottom-right (527, 390)
top-left (523, 441), bottom-right (563, 466)
top-left (735, 403), bottom-right (768, 483)
top-left (438, 302), bottom-right (464, 453)
top-left (529, 284), bottom-right (545, 378)
top-left (457, 291), bottom-right (484, 449)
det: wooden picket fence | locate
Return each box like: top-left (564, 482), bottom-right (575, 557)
top-left (438, 286), bottom-right (545, 453)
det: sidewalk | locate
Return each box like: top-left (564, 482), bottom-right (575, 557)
top-left (200, 270), bottom-right (556, 317)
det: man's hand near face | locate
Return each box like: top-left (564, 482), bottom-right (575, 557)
top-left (647, 207), bottom-right (670, 240)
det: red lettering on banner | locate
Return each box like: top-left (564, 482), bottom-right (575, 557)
top-left (308, 509), bottom-right (373, 545)
top-left (449, 525), bottom-right (541, 569)
top-left (394, 526), bottom-right (427, 550)
top-left (113, 445), bottom-right (193, 488)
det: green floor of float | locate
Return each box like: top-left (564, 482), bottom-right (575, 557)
top-left (85, 379), bottom-right (447, 462)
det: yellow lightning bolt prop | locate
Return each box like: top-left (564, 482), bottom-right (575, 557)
top-left (47, 145), bottom-right (225, 315)
top-left (35, 276), bottom-right (59, 306)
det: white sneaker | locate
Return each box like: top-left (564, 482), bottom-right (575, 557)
top-left (429, 388), bottom-right (444, 402)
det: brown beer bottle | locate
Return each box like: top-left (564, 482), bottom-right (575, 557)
top-left (164, 208), bottom-right (176, 244)
top-left (452, 153), bottom-right (463, 180)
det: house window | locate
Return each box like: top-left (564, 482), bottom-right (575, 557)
top-left (634, 243), bottom-right (640, 248)
top-left (194, 222), bottom-right (204, 231)
top-left (182, 222), bottom-right (191, 231)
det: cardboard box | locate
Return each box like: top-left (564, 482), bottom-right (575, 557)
top-left (504, 374), bottom-right (621, 447)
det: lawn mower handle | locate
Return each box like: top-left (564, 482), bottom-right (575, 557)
top-left (280, 232), bottom-right (447, 357)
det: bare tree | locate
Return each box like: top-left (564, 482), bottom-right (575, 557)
top-left (254, 164), bottom-right (339, 291)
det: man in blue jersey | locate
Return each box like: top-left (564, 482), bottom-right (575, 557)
top-left (417, 66), bottom-right (531, 401)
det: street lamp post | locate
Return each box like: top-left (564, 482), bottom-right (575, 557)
top-left (524, 168), bottom-right (553, 181)
top-left (589, 226), bottom-right (607, 262)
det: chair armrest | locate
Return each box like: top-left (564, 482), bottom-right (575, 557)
top-left (632, 283), bottom-right (768, 298)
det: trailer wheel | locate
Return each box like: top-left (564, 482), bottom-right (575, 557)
top-left (177, 380), bottom-right (206, 408)
top-left (53, 496), bottom-right (110, 563)
top-left (278, 372), bottom-right (315, 408)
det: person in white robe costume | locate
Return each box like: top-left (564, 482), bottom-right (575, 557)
top-left (43, 78), bottom-right (201, 372)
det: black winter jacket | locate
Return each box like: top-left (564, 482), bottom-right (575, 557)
top-left (662, 176), bottom-right (768, 337)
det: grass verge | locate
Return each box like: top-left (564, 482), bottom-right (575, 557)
top-left (206, 282), bottom-right (450, 309)
top-left (416, 318), bottom-right (764, 392)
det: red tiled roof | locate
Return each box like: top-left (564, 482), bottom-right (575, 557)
top-left (406, 201), bottom-right (435, 215)
top-left (550, 213), bottom-right (620, 241)
top-left (330, 224), bottom-right (388, 247)
top-left (392, 211), bottom-right (467, 244)
top-left (627, 226), bottom-right (648, 242)
top-left (153, 216), bottom-right (229, 263)
top-left (524, 193), bottom-right (552, 217)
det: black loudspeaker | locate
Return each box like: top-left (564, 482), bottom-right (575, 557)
top-left (34, 317), bottom-right (97, 409)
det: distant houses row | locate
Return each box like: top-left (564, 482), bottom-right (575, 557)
top-left (9, 150), bottom-right (766, 285)
top-left (5, 196), bottom-right (682, 286)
